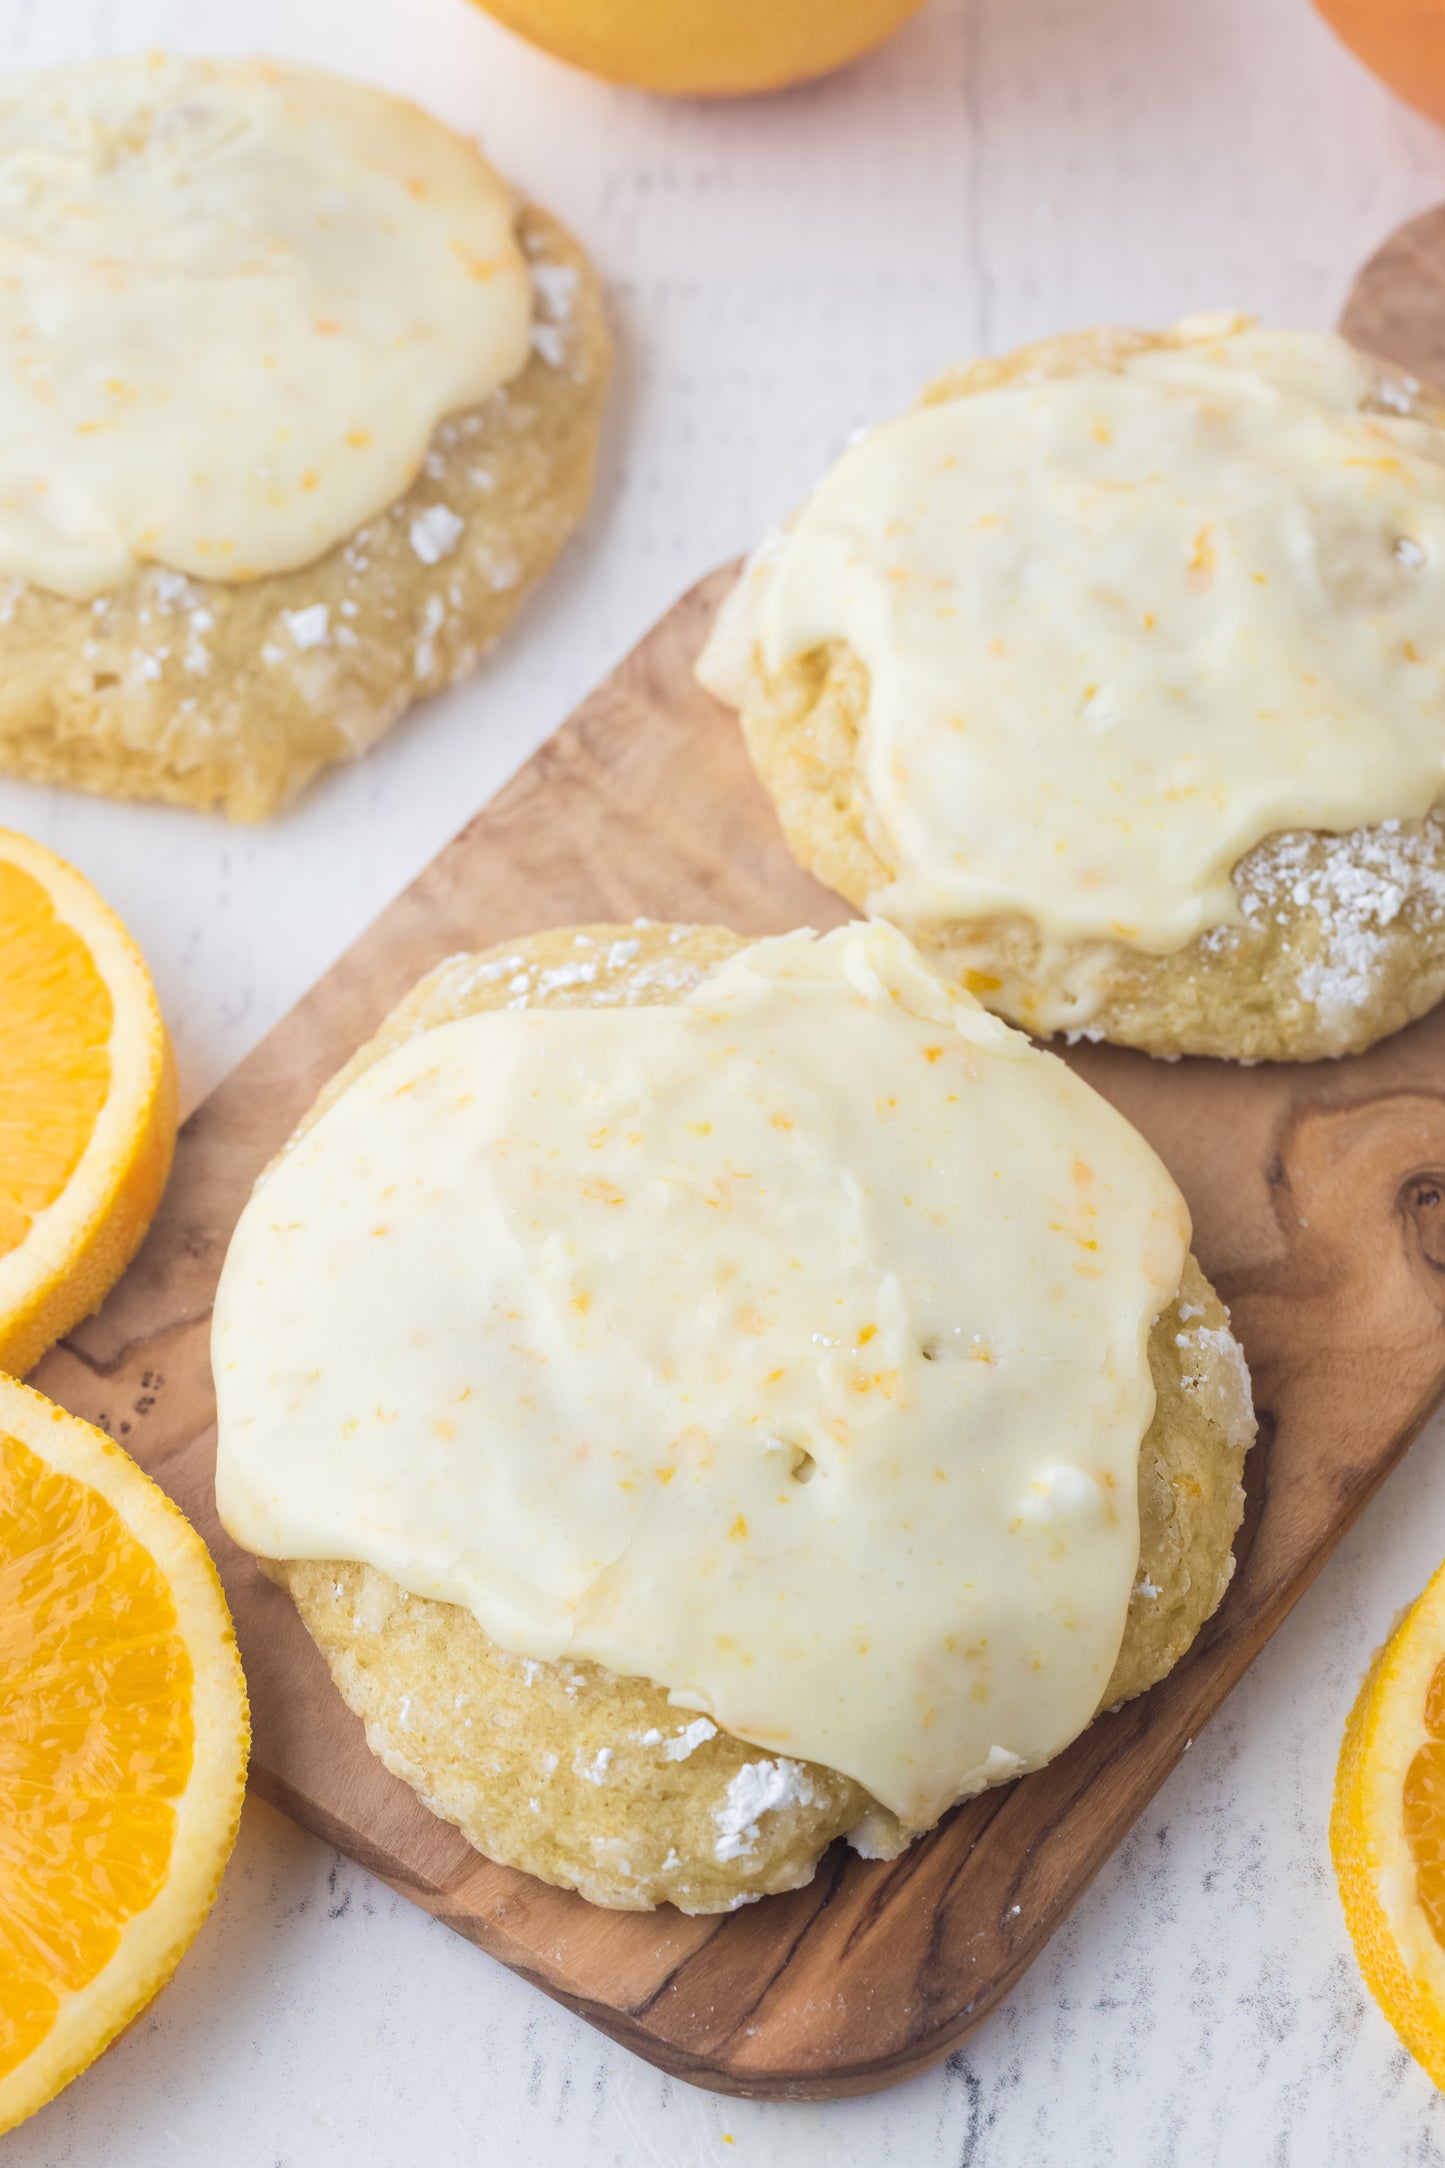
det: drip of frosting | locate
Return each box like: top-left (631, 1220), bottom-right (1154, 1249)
top-left (0, 56), bottom-right (532, 598)
top-left (213, 922), bottom-right (1189, 1826)
top-left (701, 324), bottom-right (1445, 953)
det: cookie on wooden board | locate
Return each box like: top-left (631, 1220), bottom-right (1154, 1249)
top-left (698, 317), bottom-right (1445, 1062)
top-left (216, 922), bottom-right (1252, 1913)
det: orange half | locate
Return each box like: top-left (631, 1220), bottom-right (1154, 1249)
top-left (0, 1374), bottom-right (248, 2133)
top-left (468, 0), bottom-right (929, 96)
top-left (1333, 1555), bottom-right (1445, 2088)
top-left (0, 828), bottom-right (176, 1377)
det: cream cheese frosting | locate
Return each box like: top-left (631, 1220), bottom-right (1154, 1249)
top-left (213, 922), bottom-right (1190, 1827)
top-left (0, 56), bottom-right (532, 598)
top-left (699, 323), bottom-right (1445, 953)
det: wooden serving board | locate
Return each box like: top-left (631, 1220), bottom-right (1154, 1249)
top-left (28, 221), bottom-right (1445, 2101)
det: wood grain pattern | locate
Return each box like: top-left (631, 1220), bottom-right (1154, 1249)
top-left (26, 228), bottom-right (1445, 2100)
top-left (1340, 204), bottom-right (1445, 386)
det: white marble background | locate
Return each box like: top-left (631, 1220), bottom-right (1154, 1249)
top-left (6, 0), bottom-right (1445, 2160)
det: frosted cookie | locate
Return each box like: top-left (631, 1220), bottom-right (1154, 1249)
top-left (0, 57), bottom-right (609, 818)
top-left (213, 920), bottom-right (1253, 1913)
top-left (698, 318), bottom-right (1445, 1062)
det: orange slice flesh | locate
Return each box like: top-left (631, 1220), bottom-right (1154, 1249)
top-left (0, 829), bottom-right (176, 1378)
top-left (1404, 1659), bottom-right (1445, 1946)
top-left (1333, 1555), bottom-right (1445, 2089)
top-left (0, 1374), bottom-right (248, 2134)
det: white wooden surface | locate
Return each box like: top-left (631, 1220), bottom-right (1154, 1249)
top-left (6, 1), bottom-right (1445, 2160)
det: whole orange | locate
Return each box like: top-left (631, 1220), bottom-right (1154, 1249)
top-left (468, 0), bottom-right (931, 96)
top-left (1314, 0), bottom-right (1445, 127)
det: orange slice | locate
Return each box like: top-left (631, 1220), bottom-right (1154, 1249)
top-left (0, 1374), bottom-right (248, 2134)
top-left (1333, 1556), bottom-right (1445, 2089)
top-left (0, 828), bottom-right (176, 1378)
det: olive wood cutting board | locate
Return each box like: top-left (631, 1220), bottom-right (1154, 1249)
top-left (27, 214), bottom-right (1445, 2101)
